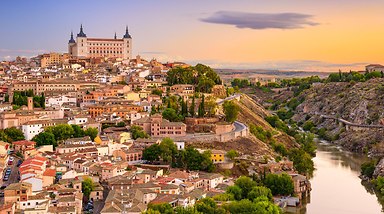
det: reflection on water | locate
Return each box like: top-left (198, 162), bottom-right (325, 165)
top-left (303, 142), bottom-right (383, 214)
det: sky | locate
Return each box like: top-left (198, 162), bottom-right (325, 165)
top-left (0, 0), bottom-right (383, 72)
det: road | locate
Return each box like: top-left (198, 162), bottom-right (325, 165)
top-left (0, 155), bottom-right (21, 204)
top-left (216, 93), bottom-right (241, 105)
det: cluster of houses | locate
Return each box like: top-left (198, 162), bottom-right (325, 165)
top-left (0, 134), bottom-right (230, 214)
top-left (0, 55), bottom-right (313, 213)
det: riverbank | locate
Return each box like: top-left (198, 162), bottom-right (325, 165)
top-left (302, 141), bottom-right (383, 214)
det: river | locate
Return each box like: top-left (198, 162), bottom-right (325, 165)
top-left (302, 141), bottom-right (383, 214)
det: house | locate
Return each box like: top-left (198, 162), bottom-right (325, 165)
top-left (132, 114), bottom-right (186, 137)
top-left (169, 84), bottom-right (195, 95)
top-left (112, 148), bottom-right (143, 162)
top-left (199, 172), bottom-right (224, 190)
top-left (100, 189), bottom-right (151, 214)
top-left (13, 140), bottom-right (36, 153)
top-left (4, 182), bottom-right (33, 205)
top-left (210, 150), bottom-right (226, 163)
top-left (89, 183), bottom-right (104, 201)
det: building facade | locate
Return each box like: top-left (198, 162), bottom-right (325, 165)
top-left (68, 25), bottom-right (132, 59)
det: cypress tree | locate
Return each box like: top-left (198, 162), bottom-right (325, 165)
top-left (189, 96), bottom-right (195, 117)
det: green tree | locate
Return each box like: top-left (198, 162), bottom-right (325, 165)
top-left (247, 186), bottom-right (273, 201)
top-left (223, 198), bottom-right (281, 214)
top-left (195, 197), bottom-right (226, 214)
top-left (159, 138), bottom-right (178, 163)
top-left (175, 206), bottom-right (202, 214)
top-left (143, 144), bottom-right (161, 162)
top-left (226, 149), bottom-right (239, 160)
top-left (82, 177), bottom-right (95, 199)
top-left (223, 100), bottom-right (239, 123)
top-left (130, 125), bottom-right (149, 139)
top-left (4, 127), bottom-right (25, 143)
top-left (234, 176), bottom-right (257, 199)
top-left (147, 203), bottom-right (174, 214)
top-left (71, 125), bottom-right (85, 138)
top-left (361, 160), bottom-right (376, 178)
top-left (46, 124), bottom-right (74, 141)
top-left (227, 185), bottom-right (243, 200)
top-left (263, 173), bottom-right (294, 196)
top-left (288, 148), bottom-right (315, 174)
top-left (32, 132), bottom-right (57, 148)
top-left (162, 108), bottom-right (182, 122)
top-left (152, 89), bottom-right (163, 96)
top-left (85, 127), bottom-right (98, 141)
top-left (198, 95), bottom-right (205, 117)
top-left (189, 96), bottom-right (196, 117)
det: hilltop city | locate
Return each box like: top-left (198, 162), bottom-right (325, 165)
top-left (6, 24), bottom-right (384, 214)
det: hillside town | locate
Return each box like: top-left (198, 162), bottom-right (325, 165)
top-left (0, 26), bottom-right (313, 214)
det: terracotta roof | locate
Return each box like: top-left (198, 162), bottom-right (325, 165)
top-left (13, 140), bottom-right (36, 146)
top-left (43, 168), bottom-right (56, 177)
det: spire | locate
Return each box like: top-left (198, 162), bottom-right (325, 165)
top-left (68, 31), bottom-right (75, 44)
top-left (77, 24), bottom-right (87, 37)
top-left (123, 25), bottom-right (131, 39)
top-left (114, 32), bottom-right (117, 39)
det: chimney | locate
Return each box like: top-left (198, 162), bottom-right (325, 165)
top-left (27, 97), bottom-right (33, 110)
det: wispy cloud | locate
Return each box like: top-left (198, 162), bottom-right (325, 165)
top-left (200, 11), bottom-right (319, 30)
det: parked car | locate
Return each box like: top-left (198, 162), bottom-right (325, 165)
top-left (17, 160), bottom-right (22, 167)
top-left (0, 192), bottom-right (4, 197)
top-left (7, 160), bottom-right (13, 166)
top-left (5, 168), bottom-right (11, 175)
top-left (0, 185), bottom-right (7, 190)
top-left (3, 175), bottom-right (9, 181)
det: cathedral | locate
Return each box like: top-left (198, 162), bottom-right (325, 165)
top-left (68, 25), bottom-right (132, 59)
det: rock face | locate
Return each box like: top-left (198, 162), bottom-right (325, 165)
top-left (294, 78), bottom-right (384, 155)
top-left (374, 158), bottom-right (384, 178)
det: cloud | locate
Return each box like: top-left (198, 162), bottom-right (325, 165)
top-left (200, 11), bottom-right (319, 30)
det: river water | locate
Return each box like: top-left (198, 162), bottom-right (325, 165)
top-left (302, 142), bottom-right (383, 214)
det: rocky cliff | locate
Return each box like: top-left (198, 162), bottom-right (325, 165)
top-left (294, 78), bottom-right (384, 156)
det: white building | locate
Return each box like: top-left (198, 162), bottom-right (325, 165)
top-left (68, 25), bottom-right (132, 60)
top-left (45, 95), bottom-right (76, 107)
top-left (22, 119), bottom-right (67, 140)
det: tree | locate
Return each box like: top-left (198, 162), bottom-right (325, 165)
top-left (147, 203), bottom-right (174, 214)
top-left (85, 127), bottom-right (98, 141)
top-left (195, 197), bottom-right (226, 214)
top-left (159, 138), bottom-right (178, 163)
top-left (223, 198), bottom-right (281, 214)
top-left (247, 186), bottom-right (273, 201)
top-left (226, 149), bottom-right (239, 160)
top-left (198, 95), bottom-right (205, 117)
top-left (46, 124), bottom-right (75, 141)
top-left (82, 177), bottom-right (95, 199)
top-left (71, 125), bottom-right (85, 138)
top-left (263, 173), bottom-right (294, 196)
top-left (227, 185), bottom-right (243, 200)
top-left (205, 96), bottom-right (218, 117)
top-left (130, 125), bottom-right (149, 139)
top-left (189, 96), bottom-right (196, 117)
top-left (32, 132), bottom-right (57, 148)
top-left (4, 127), bottom-right (25, 143)
top-left (174, 206), bottom-right (202, 214)
top-left (234, 176), bottom-right (257, 199)
top-left (152, 89), bottom-right (163, 96)
top-left (223, 100), bottom-right (239, 123)
top-left (288, 148), bottom-right (315, 174)
top-left (162, 108), bottom-right (182, 122)
top-left (361, 161), bottom-right (376, 178)
top-left (143, 144), bottom-right (161, 162)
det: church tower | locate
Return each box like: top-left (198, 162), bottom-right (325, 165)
top-left (123, 26), bottom-right (132, 60)
top-left (68, 31), bottom-right (76, 55)
top-left (76, 24), bottom-right (88, 57)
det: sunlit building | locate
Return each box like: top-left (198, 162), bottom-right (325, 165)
top-left (68, 25), bottom-right (132, 60)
